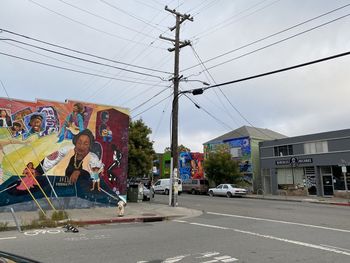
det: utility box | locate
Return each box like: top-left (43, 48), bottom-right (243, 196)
top-left (127, 183), bottom-right (143, 202)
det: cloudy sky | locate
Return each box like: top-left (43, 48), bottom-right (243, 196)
top-left (1, 0), bottom-right (350, 152)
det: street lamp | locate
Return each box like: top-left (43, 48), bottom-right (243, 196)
top-left (181, 77), bottom-right (210, 86)
top-left (169, 87), bottom-right (205, 207)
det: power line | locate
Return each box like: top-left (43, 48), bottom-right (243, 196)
top-left (190, 46), bottom-right (243, 126)
top-left (183, 3), bottom-right (350, 72)
top-left (99, 0), bottom-right (164, 32)
top-left (191, 0), bottom-right (271, 40)
top-left (0, 51), bottom-right (170, 86)
top-left (0, 79), bottom-right (11, 99)
top-left (202, 50), bottom-right (350, 91)
top-left (28, 0), bottom-right (165, 49)
top-left (131, 86), bottom-right (171, 112)
top-left (195, 12), bottom-right (350, 74)
top-left (0, 37), bottom-right (166, 80)
top-left (132, 93), bottom-right (174, 119)
top-left (1, 40), bottom-right (161, 84)
top-left (182, 93), bottom-right (233, 131)
top-left (57, 0), bottom-right (156, 39)
top-left (120, 80), bottom-right (165, 105)
top-left (190, 46), bottom-right (273, 139)
top-left (0, 28), bottom-right (172, 74)
top-left (151, 96), bottom-right (173, 143)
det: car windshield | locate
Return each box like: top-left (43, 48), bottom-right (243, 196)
top-left (230, 184), bottom-right (238, 188)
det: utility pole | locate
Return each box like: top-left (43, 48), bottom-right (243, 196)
top-left (160, 6), bottom-right (193, 207)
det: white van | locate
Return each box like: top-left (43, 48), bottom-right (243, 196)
top-left (153, 178), bottom-right (182, 195)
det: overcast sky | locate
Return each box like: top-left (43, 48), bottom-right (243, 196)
top-left (1, 0), bottom-right (350, 152)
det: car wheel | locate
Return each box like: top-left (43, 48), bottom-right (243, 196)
top-left (191, 189), bottom-right (196, 195)
top-left (165, 189), bottom-right (169, 195)
top-left (226, 192), bottom-right (232, 198)
top-left (209, 190), bottom-right (214, 197)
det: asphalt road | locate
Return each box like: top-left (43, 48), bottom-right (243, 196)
top-left (1, 194), bottom-right (350, 263)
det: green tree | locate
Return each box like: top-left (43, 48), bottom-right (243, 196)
top-left (128, 119), bottom-right (155, 178)
top-left (164, 144), bottom-right (191, 153)
top-left (204, 150), bottom-right (240, 185)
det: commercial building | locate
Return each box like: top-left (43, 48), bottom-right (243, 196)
top-left (260, 128), bottom-right (350, 197)
top-left (204, 126), bottom-right (286, 191)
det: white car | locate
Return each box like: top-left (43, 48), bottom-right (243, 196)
top-left (208, 184), bottom-right (247, 198)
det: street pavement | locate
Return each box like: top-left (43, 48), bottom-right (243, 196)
top-left (0, 194), bottom-right (349, 230)
top-left (1, 194), bottom-right (350, 263)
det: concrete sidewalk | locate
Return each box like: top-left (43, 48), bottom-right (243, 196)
top-left (1, 194), bottom-right (349, 231)
top-left (0, 202), bottom-right (203, 229)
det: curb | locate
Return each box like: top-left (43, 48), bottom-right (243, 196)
top-left (73, 215), bottom-right (181, 226)
top-left (245, 196), bottom-right (350, 207)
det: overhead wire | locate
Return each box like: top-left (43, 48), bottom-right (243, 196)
top-left (0, 37), bottom-right (166, 80)
top-left (99, 0), bottom-right (165, 32)
top-left (0, 51), bottom-right (170, 86)
top-left (191, 46), bottom-right (275, 139)
top-left (190, 45), bottom-right (244, 127)
top-left (201, 50), bottom-right (350, 91)
top-left (196, 12), bottom-right (350, 74)
top-left (0, 40), bottom-right (161, 84)
top-left (28, 0), bottom-right (165, 49)
top-left (132, 92), bottom-right (174, 119)
top-left (182, 93), bottom-right (233, 131)
top-left (57, 0), bottom-right (155, 39)
top-left (80, 3), bottom-right (172, 103)
top-left (183, 2), bottom-right (350, 72)
top-left (79, 0), bottom-right (177, 102)
top-left (131, 86), bottom-right (172, 112)
top-left (151, 95), bottom-right (173, 143)
top-left (0, 28), bottom-right (172, 74)
top-left (201, 0), bottom-right (281, 40)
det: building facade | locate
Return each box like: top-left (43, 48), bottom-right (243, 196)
top-left (204, 126), bottom-right (286, 191)
top-left (0, 97), bottom-right (129, 208)
top-left (260, 128), bottom-right (350, 197)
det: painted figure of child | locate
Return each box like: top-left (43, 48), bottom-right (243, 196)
top-left (89, 158), bottom-right (104, 191)
top-left (16, 162), bottom-right (37, 191)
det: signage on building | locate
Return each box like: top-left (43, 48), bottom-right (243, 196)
top-left (275, 157), bottom-right (313, 166)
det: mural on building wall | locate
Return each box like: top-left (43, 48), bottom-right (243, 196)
top-left (179, 152), bottom-right (204, 181)
top-left (0, 98), bottom-right (129, 207)
top-left (204, 137), bottom-right (253, 185)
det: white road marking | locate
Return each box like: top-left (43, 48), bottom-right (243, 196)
top-left (175, 220), bottom-right (350, 256)
top-left (214, 256), bottom-right (232, 260)
top-left (320, 244), bottom-right (350, 252)
top-left (162, 254), bottom-right (189, 263)
top-left (173, 220), bottom-right (187, 223)
top-left (221, 258), bottom-right (239, 262)
top-left (207, 212), bottom-right (350, 233)
top-left (190, 222), bottom-right (229, 230)
top-left (0, 236), bottom-right (17, 240)
top-left (201, 260), bottom-right (218, 263)
top-left (197, 252), bottom-right (221, 258)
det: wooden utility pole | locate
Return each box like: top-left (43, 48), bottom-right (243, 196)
top-left (160, 6), bottom-right (193, 206)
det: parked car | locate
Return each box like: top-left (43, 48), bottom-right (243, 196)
top-left (143, 185), bottom-right (154, 201)
top-left (182, 179), bottom-right (209, 194)
top-left (153, 178), bottom-right (182, 195)
top-left (208, 184), bottom-right (247, 198)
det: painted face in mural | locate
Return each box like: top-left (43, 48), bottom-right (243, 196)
top-left (29, 115), bottom-right (43, 132)
top-left (1, 110), bottom-right (7, 118)
top-left (75, 134), bottom-right (91, 160)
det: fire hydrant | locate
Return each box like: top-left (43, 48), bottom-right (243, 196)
top-left (117, 200), bottom-right (126, 217)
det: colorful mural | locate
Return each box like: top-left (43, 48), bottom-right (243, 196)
top-left (0, 98), bottom-right (129, 208)
top-left (179, 152), bottom-right (204, 181)
top-left (204, 137), bottom-right (253, 185)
